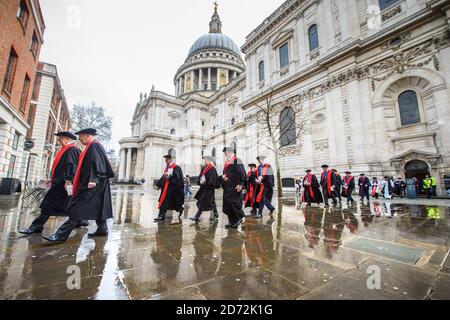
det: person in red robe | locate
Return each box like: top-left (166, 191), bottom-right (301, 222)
top-left (320, 164), bottom-right (337, 208)
top-left (302, 169), bottom-right (322, 206)
top-left (243, 163), bottom-right (258, 216)
top-left (19, 132), bottom-right (82, 235)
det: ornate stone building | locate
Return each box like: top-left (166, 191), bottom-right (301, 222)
top-left (119, 0), bottom-right (450, 195)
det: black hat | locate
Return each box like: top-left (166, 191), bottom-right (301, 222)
top-left (321, 164), bottom-right (329, 168)
top-left (306, 169), bottom-right (312, 173)
top-left (257, 155), bottom-right (267, 161)
top-left (55, 131), bottom-right (77, 140)
top-left (75, 128), bottom-right (97, 135)
top-left (222, 147), bottom-right (234, 153)
top-left (345, 171), bottom-right (351, 174)
top-left (248, 163), bottom-right (257, 168)
top-left (163, 154), bottom-right (172, 159)
top-left (360, 173), bottom-right (365, 176)
top-left (373, 177), bottom-right (378, 180)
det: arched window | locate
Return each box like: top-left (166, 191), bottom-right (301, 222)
top-left (230, 142), bottom-right (237, 154)
top-left (279, 43), bottom-right (289, 69)
top-left (378, 0), bottom-right (399, 11)
top-left (168, 148), bottom-right (176, 159)
top-left (398, 90), bottom-right (420, 126)
top-left (308, 24), bottom-right (319, 52)
top-left (170, 128), bottom-right (176, 135)
top-left (211, 147), bottom-right (216, 158)
top-left (258, 61), bottom-right (265, 82)
top-left (231, 117), bottom-right (235, 126)
top-left (280, 107), bottom-right (296, 147)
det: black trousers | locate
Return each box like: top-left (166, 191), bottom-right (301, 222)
top-left (55, 218), bottom-right (107, 239)
top-left (29, 213), bottom-right (50, 230)
top-left (360, 189), bottom-right (370, 201)
top-left (258, 198), bottom-right (275, 215)
top-left (335, 186), bottom-right (342, 202)
top-left (323, 189), bottom-right (337, 206)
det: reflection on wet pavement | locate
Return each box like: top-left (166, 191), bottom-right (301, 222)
top-left (0, 186), bottom-right (449, 300)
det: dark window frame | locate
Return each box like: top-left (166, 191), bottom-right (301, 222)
top-left (279, 42), bottom-right (289, 69)
top-left (258, 60), bottom-right (265, 82)
top-left (19, 74), bottom-right (31, 115)
top-left (280, 107), bottom-right (297, 147)
top-left (308, 24), bottom-right (319, 52)
top-left (378, 0), bottom-right (400, 11)
top-left (2, 48), bottom-right (19, 97)
top-left (398, 90), bottom-right (421, 126)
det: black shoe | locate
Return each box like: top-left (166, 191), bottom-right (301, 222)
top-left (88, 230), bottom-right (108, 237)
top-left (19, 227), bottom-right (43, 235)
top-left (154, 216), bottom-right (165, 222)
top-left (190, 217), bottom-right (200, 223)
top-left (76, 220), bottom-right (89, 228)
top-left (210, 212), bottom-right (219, 221)
top-left (178, 208), bottom-right (184, 219)
top-left (225, 224), bottom-right (232, 229)
top-left (42, 234), bottom-right (67, 243)
top-left (254, 214), bottom-right (263, 219)
top-left (232, 218), bottom-right (244, 228)
top-left (269, 210), bottom-right (275, 216)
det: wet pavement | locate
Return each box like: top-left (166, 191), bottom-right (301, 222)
top-left (0, 185), bottom-right (449, 300)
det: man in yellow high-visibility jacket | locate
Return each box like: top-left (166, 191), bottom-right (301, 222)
top-left (423, 175), bottom-right (433, 199)
top-left (430, 176), bottom-right (437, 196)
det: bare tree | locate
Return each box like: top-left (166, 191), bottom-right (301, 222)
top-left (253, 90), bottom-right (309, 199)
top-left (71, 103), bottom-right (113, 142)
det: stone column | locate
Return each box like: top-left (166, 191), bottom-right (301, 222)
top-left (125, 148), bottom-right (132, 182)
top-left (217, 68), bottom-right (221, 90)
top-left (208, 68), bottom-right (211, 90)
top-left (118, 148), bottom-right (127, 181)
top-left (199, 69), bottom-right (203, 90)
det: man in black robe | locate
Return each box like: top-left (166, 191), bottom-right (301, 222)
top-left (302, 169), bottom-right (323, 206)
top-left (358, 173), bottom-right (371, 203)
top-left (154, 154), bottom-right (184, 222)
top-left (254, 156), bottom-right (275, 219)
top-left (332, 169), bottom-right (343, 203)
top-left (43, 128), bottom-right (115, 242)
top-left (320, 164), bottom-right (338, 208)
top-left (243, 163), bottom-right (258, 216)
top-left (219, 147), bottom-right (246, 229)
top-left (191, 156), bottom-right (219, 222)
top-left (341, 171), bottom-right (355, 205)
top-left (19, 132), bottom-right (83, 235)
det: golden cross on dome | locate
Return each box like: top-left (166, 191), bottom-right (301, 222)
top-left (214, 1), bottom-right (219, 12)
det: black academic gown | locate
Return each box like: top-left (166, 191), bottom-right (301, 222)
top-left (341, 176), bottom-right (355, 197)
top-left (220, 158), bottom-right (246, 222)
top-left (254, 164), bottom-right (274, 205)
top-left (156, 165), bottom-right (184, 212)
top-left (67, 142), bottom-right (115, 221)
top-left (194, 166), bottom-right (219, 212)
top-left (302, 174), bottom-right (323, 204)
top-left (358, 176), bottom-right (371, 197)
top-left (40, 146), bottom-right (81, 216)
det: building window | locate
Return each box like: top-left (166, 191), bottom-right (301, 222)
top-left (308, 24), bottom-right (319, 52)
top-left (2, 48), bottom-right (19, 97)
top-left (231, 117), bottom-right (235, 126)
top-left (30, 32), bottom-right (39, 57)
top-left (170, 128), bottom-right (176, 135)
top-left (378, 0), bottom-right (399, 11)
top-left (19, 74), bottom-right (31, 114)
top-left (27, 103), bottom-right (37, 138)
top-left (279, 43), bottom-right (289, 69)
top-left (12, 132), bottom-right (20, 150)
top-left (258, 61), bottom-right (265, 82)
top-left (280, 107), bottom-right (296, 147)
top-left (7, 155), bottom-right (17, 178)
top-left (211, 147), bottom-right (216, 158)
top-left (32, 74), bottom-right (42, 101)
top-left (398, 90), bottom-right (421, 126)
top-left (17, 0), bottom-right (29, 29)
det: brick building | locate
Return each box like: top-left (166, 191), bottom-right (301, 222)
top-left (0, 0), bottom-right (45, 181)
top-left (26, 62), bottom-right (71, 182)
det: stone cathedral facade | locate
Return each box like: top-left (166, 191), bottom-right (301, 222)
top-left (119, 0), bottom-right (450, 195)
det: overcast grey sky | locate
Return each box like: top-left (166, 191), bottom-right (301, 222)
top-left (39, 0), bottom-right (285, 151)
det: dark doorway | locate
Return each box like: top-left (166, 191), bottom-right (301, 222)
top-left (405, 160), bottom-right (430, 194)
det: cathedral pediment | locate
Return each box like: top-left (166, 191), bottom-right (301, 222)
top-left (391, 149), bottom-right (441, 162)
top-left (272, 28), bottom-right (294, 48)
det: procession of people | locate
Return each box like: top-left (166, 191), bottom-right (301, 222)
top-left (18, 130), bottom-right (442, 241)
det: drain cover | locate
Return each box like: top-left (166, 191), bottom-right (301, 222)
top-left (344, 238), bottom-right (426, 265)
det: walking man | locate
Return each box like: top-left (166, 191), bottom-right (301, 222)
top-left (43, 128), bottom-right (115, 242)
top-left (244, 163), bottom-right (258, 216)
top-left (302, 169), bottom-right (322, 207)
top-left (320, 165), bottom-right (337, 208)
top-left (191, 156), bottom-right (219, 222)
top-left (219, 147), bottom-right (246, 228)
top-left (19, 132), bottom-right (83, 235)
top-left (358, 173), bottom-right (371, 203)
top-left (341, 171), bottom-right (355, 205)
top-left (154, 154), bottom-right (185, 222)
top-left (254, 156), bottom-right (275, 219)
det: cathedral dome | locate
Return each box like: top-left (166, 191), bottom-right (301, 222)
top-left (188, 33), bottom-right (241, 59)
